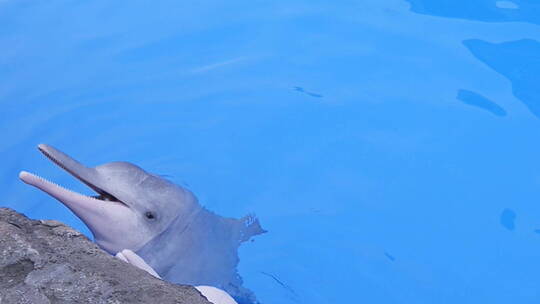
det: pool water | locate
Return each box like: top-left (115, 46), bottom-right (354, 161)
top-left (2, 1), bottom-right (540, 303)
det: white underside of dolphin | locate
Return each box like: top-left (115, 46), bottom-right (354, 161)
top-left (19, 144), bottom-right (266, 304)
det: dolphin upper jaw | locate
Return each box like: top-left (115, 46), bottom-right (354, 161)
top-left (19, 144), bottom-right (146, 253)
top-left (36, 144), bottom-right (125, 204)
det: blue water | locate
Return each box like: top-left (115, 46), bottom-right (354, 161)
top-left (2, 1), bottom-right (540, 303)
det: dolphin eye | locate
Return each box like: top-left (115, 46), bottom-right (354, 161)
top-left (145, 211), bottom-right (156, 220)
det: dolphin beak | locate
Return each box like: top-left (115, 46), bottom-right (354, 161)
top-left (19, 144), bottom-right (131, 243)
top-left (35, 144), bottom-right (105, 196)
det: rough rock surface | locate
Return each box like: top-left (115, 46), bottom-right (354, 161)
top-left (0, 207), bottom-right (212, 304)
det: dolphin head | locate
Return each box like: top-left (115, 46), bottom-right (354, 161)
top-left (19, 144), bottom-right (201, 254)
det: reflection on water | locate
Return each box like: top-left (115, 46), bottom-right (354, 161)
top-left (260, 271), bottom-right (299, 303)
top-left (500, 208), bottom-right (516, 231)
top-left (405, 0), bottom-right (540, 25)
top-left (464, 39), bottom-right (540, 119)
top-left (384, 252), bottom-right (396, 262)
top-left (456, 89), bottom-right (506, 117)
top-left (495, 1), bottom-right (519, 10)
top-left (293, 87), bottom-right (323, 98)
top-left (406, 0), bottom-right (540, 120)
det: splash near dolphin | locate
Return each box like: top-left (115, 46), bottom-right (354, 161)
top-left (19, 144), bottom-right (266, 304)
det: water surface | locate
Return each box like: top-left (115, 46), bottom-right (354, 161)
top-left (2, 1), bottom-right (540, 303)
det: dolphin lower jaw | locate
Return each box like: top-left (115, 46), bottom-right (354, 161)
top-left (19, 171), bottom-right (131, 240)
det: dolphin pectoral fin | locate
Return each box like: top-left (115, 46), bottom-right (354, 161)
top-left (239, 214), bottom-right (267, 242)
top-left (116, 251), bottom-right (238, 304)
top-left (195, 286), bottom-right (239, 304)
top-left (115, 249), bottom-right (161, 279)
top-left (115, 251), bottom-right (129, 263)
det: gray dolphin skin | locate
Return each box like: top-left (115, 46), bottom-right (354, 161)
top-left (19, 144), bottom-right (266, 304)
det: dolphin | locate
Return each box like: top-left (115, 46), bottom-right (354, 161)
top-left (19, 144), bottom-right (266, 304)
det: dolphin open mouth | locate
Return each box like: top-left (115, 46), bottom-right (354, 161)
top-left (19, 144), bottom-right (128, 208)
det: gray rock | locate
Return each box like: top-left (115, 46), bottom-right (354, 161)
top-left (0, 207), bottom-right (212, 304)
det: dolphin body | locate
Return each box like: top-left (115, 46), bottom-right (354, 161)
top-left (19, 144), bottom-right (265, 304)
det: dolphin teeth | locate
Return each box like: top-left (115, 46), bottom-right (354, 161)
top-left (20, 171), bottom-right (103, 201)
top-left (22, 172), bottom-right (71, 193)
top-left (38, 146), bottom-right (71, 175)
top-left (19, 171), bottom-right (103, 200)
top-left (92, 193), bottom-right (121, 202)
top-left (35, 145), bottom-right (128, 207)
